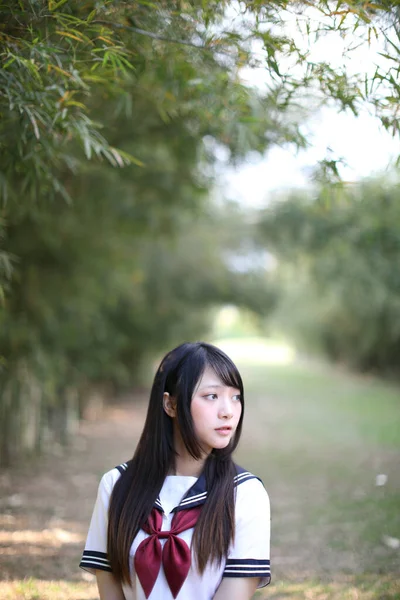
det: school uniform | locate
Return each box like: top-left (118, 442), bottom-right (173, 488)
top-left (80, 462), bottom-right (271, 600)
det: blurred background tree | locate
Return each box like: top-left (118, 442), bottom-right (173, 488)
top-left (1, 0), bottom-right (400, 464)
top-left (257, 176), bottom-right (400, 376)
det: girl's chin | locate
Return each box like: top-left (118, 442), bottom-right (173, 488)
top-left (212, 438), bottom-right (232, 450)
top-left (199, 440), bottom-right (230, 455)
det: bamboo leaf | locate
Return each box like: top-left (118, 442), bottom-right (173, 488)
top-left (96, 36), bottom-right (115, 45)
top-left (24, 106), bottom-right (40, 139)
top-left (65, 100), bottom-right (86, 109)
top-left (83, 135), bottom-right (92, 159)
top-left (49, 0), bottom-right (70, 11)
top-left (114, 149), bottom-right (145, 167)
top-left (55, 30), bottom-right (85, 43)
top-left (48, 63), bottom-right (72, 78)
top-left (109, 147), bottom-right (124, 167)
top-left (2, 57), bottom-right (16, 70)
top-left (87, 9), bottom-right (97, 23)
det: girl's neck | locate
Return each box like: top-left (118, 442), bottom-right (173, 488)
top-left (171, 456), bottom-right (205, 478)
top-left (171, 428), bottom-right (207, 478)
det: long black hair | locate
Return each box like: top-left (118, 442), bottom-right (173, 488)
top-left (107, 342), bottom-right (244, 583)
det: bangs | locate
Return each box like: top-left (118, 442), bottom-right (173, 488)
top-left (203, 346), bottom-right (243, 393)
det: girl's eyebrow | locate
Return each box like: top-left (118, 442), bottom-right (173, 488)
top-left (200, 384), bottom-right (240, 391)
top-left (200, 384), bottom-right (223, 389)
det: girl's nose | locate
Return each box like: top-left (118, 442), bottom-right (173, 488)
top-left (219, 399), bottom-right (233, 419)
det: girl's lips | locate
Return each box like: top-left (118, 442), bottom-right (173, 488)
top-left (215, 427), bottom-right (232, 435)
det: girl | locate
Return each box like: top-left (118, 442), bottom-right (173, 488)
top-left (80, 342), bottom-right (270, 600)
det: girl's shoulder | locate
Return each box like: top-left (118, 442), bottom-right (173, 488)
top-left (234, 463), bottom-right (266, 489)
top-left (98, 460), bottom-right (131, 492)
top-left (233, 463), bottom-right (263, 486)
top-left (233, 463), bottom-right (270, 505)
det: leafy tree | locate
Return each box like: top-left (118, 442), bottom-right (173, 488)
top-left (2, 0), bottom-right (399, 210)
top-left (258, 177), bottom-right (400, 375)
top-left (1, 0), bottom-right (400, 464)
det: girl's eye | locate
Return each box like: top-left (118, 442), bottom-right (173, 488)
top-left (233, 394), bottom-right (241, 402)
top-left (205, 393), bottom-right (217, 400)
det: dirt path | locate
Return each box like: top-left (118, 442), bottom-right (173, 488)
top-left (0, 396), bottom-right (148, 586)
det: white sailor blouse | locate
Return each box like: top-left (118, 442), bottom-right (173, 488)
top-left (80, 462), bottom-right (271, 600)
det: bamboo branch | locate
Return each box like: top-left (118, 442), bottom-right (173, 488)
top-left (94, 20), bottom-right (209, 50)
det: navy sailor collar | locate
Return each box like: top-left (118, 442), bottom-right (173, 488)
top-left (115, 461), bottom-right (260, 514)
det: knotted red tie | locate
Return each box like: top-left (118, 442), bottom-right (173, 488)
top-left (134, 506), bottom-right (202, 598)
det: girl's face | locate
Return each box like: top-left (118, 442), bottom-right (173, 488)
top-left (190, 366), bottom-right (242, 455)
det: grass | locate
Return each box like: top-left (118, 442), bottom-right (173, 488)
top-left (239, 357), bottom-right (400, 448)
top-left (3, 576), bottom-right (400, 600)
top-left (0, 579), bottom-right (98, 600)
top-left (259, 576), bottom-right (400, 599)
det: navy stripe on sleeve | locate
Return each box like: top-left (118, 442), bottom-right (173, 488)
top-left (223, 558), bottom-right (270, 579)
top-left (80, 550), bottom-right (112, 572)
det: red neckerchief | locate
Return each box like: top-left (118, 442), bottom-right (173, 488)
top-left (134, 506), bottom-right (202, 598)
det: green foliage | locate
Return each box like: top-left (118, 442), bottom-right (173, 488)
top-left (0, 1), bottom-right (289, 368)
top-left (1, 0), bottom-right (400, 463)
top-left (258, 177), bottom-right (400, 375)
top-left (1, 0), bottom-right (399, 221)
top-left (0, 1), bottom-right (137, 208)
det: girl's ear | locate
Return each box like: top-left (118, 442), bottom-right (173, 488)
top-left (163, 392), bottom-right (177, 418)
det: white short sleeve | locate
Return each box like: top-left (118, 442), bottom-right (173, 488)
top-left (223, 477), bottom-right (271, 588)
top-left (80, 469), bottom-right (119, 573)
